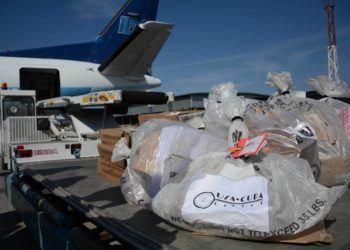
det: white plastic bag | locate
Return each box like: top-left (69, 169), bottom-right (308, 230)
top-left (111, 137), bottom-right (131, 163)
top-left (121, 119), bottom-right (228, 207)
top-left (203, 82), bottom-right (249, 146)
top-left (120, 118), bottom-right (346, 240)
top-left (321, 97), bottom-right (350, 140)
top-left (265, 71), bottom-right (294, 94)
top-left (269, 95), bottom-right (350, 186)
top-left (307, 75), bottom-right (350, 98)
top-left (152, 152), bottom-right (346, 240)
top-left (243, 101), bottom-right (320, 179)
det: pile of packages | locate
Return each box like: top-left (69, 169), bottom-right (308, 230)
top-left (97, 128), bottom-right (130, 185)
top-left (114, 72), bottom-right (350, 243)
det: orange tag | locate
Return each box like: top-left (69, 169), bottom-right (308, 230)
top-left (229, 134), bottom-right (268, 158)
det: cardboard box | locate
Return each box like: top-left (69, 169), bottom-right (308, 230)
top-left (193, 222), bottom-right (332, 244)
top-left (138, 112), bottom-right (178, 124)
top-left (99, 128), bottom-right (130, 146)
top-left (178, 111), bottom-right (204, 123)
top-left (318, 156), bottom-right (350, 186)
top-left (97, 143), bottom-right (127, 168)
top-left (97, 157), bottom-right (126, 185)
top-left (97, 157), bottom-right (126, 175)
top-left (97, 143), bottom-right (114, 161)
top-left (138, 110), bottom-right (204, 124)
top-left (267, 222), bottom-right (332, 244)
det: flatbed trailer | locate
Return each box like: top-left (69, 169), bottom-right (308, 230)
top-left (4, 158), bottom-right (350, 249)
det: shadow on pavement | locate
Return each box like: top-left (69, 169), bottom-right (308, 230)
top-left (0, 210), bottom-right (39, 250)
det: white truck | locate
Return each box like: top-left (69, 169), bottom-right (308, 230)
top-left (0, 89), bottom-right (99, 170)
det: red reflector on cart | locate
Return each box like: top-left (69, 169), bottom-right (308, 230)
top-left (1, 82), bottom-right (8, 90)
top-left (16, 149), bottom-right (33, 158)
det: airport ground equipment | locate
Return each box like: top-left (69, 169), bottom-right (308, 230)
top-left (0, 89), bottom-right (99, 170)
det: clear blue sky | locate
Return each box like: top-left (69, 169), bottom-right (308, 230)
top-left (1, 0), bottom-right (349, 95)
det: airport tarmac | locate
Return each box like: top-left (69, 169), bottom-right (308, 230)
top-left (0, 173), bottom-right (39, 250)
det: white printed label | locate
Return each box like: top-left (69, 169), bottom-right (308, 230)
top-left (182, 174), bottom-right (269, 232)
top-left (236, 134), bottom-right (267, 157)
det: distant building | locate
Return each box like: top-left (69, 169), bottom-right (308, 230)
top-left (114, 92), bottom-right (270, 125)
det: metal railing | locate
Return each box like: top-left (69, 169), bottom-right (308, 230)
top-left (4, 116), bottom-right (52, 144)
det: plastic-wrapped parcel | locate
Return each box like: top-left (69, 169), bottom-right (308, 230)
top-left (321, 97), bottom-right (350, 140)
top-left (130, 149), bottom-right (346, 240)
top-left (269, 95), bottom-right (350, 186)
top-left (203, 82), bottom-right (249, 146)
top-left (121, 119), bottom-right (228, 207)
top-left (261, 72), bottom-right (350, 185)
top-left (152, 153), bottom-right (346, 239)
top-left (265, 71), bottom-right (294, 94)
top-left (244, 101), bottom-right (320, 179)
top-left (306, 75), bottom-right (350, 98)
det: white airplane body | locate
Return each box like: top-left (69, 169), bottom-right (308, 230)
top-left (0, 56), bottom-right (161, 95)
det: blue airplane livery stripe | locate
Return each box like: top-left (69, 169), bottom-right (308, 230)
top-left (0, 42), bottom-right (94, 63)
top-left (60, 87), bottom-right (93, 96)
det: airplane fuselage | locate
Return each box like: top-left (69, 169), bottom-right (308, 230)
top-left (0, 56), bottom-right (161, 97)
top-left (0, 0), bottom-right (169, 100)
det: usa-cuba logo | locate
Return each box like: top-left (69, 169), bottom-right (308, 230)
top-left (193, 191), bottom-right (264, 209)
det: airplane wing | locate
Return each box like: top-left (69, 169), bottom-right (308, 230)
top-left (98, 21), bottom-right (173, 80)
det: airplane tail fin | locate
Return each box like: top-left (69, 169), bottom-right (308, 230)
top-left (98, 21), bottom-right (173, 79)
top-left (90, 0), bottom-right (159, 64)
top-left (0, 0), bottom-right (163, 67)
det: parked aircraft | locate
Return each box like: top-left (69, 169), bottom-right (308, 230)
top-left (0, 0), bottom-right (172, 100)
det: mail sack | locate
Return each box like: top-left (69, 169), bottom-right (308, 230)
top-left (152, 152), bottom-right (346, 240)
top-left (121, 119), bottom-right (228, 208)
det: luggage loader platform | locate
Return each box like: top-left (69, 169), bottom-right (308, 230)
top-left (5, 159), bottom-right (350, 249)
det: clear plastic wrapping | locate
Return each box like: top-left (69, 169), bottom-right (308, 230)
top-left (111, 137), bottom-right (131, 163)
top-left (121, 119), bottom-right (228, 207)
top-left (321, 97), bottom-right (350, 140)
top-left (151, 152), bottom-right (346, 240)
top-left (121, 119), bottom-right (346, 240)
top-left (265, 71), bottom-right (294, 94)
top-left (243, 101), bottom-right (320, 179)
top-left (269, 95), bottom-right (350, 186)
top-left (118, 77), bottom-right (350, 240)
top-left (203, 82), bottom-right (249, 146)
top-left (307, 75), bottom-right (350, 98)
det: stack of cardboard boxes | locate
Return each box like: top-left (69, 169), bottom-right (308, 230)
top-left (138, 110), bottom-right (204, 124)
top-left (97, 128), bottom-right (130, 185)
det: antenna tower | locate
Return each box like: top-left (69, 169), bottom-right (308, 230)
top-left (324, 0), bottom-right (339, 81)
